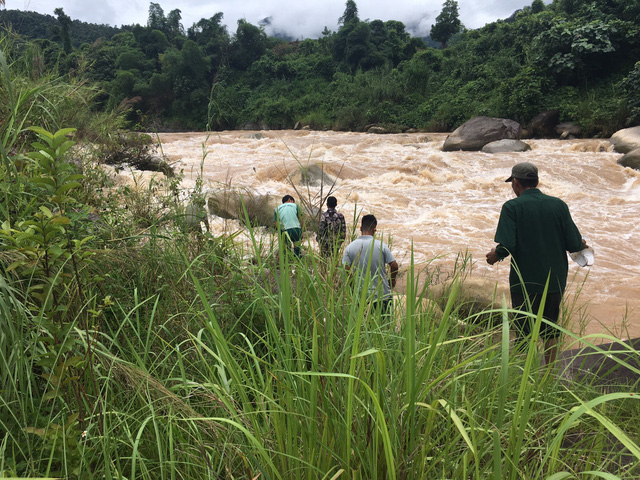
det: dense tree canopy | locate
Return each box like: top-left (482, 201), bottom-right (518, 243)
top-left (2, 0), bottom-right (639, 134)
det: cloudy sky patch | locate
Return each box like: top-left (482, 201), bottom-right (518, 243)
top-left (13, 0), bottom-right (543, 37)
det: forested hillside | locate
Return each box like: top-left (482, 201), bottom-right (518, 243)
top-left (2, 0), bottom-right (639, 134)
top-left (0, 9), bottom-right (123, 47)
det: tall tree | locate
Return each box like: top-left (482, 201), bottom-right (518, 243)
top-left (147, 2), bottom-right (167, 31)
top-left (339, 0), bottom-right (359, 25)
top-left (430, 0), bottom-right (462, 49)
top-left (188, 12), bottom-right (230, 66)
top-left (531, 0), bottom-right (545, 14)
top-left (166, 9), bottom-right (184, 40)
top-left (230, 19), bottom-right (267, 70)
top-left (53, 7), bottom-right (72, 54)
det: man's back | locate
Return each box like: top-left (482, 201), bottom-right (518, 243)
top-left (343, 235), bottom-right (394, 299)
top-left (319, 208), bottom-right (346, 250)
top-left (495, 188), bottom-right (583, 294)
top-left (275, 203), bottom-right (301, 230)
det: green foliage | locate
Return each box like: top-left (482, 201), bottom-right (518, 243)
top-left (339, 0), bottom-right (359, 25)
top-left (619, 61), bottom-right (640, 125)
top-left (230, 19), bottom-right (267, 70)
top-left (0, 9), bottom-right (122, 47)
top-left (53, 8), bottom-right (72, 54)
top-left (3, 8), bottom-right (640, 478)
top-left (531, 0), bottom-right (545, 14)
top-left (4, 0), bottom-right (640, 132)
top-left (500, 66), bottom-right (550, 123)
top-left (430, 0), bottom-right (463, 49)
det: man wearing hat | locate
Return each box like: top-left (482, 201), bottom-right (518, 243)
top-left (486, 162), bottom-right (587, 364)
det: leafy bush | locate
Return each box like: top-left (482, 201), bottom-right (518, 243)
top-left (619, 61), bottom-right (640, 125)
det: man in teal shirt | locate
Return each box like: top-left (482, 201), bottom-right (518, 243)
top-left (274, 195), bottom-right (303, 256)
top-left (486, 162), bottom-right (587, 364)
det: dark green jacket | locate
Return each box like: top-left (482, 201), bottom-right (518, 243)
top-left (494, 188), bottom-right (583, 294)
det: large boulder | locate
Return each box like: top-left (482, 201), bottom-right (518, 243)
top-left (618, 148), bottom-right (640, 170)
top-left (442, 116), bottom-right (523, 151)
top-left (610, 126), bottom-right (640, 154)
top-left (287, 163), bottom-right (336, 187)
top-left (481, 139), bottom-right (532, 153)
top-left (528, 110), bottom-right (560, 138)
top-left (208, 189), bottom-right (279, 227)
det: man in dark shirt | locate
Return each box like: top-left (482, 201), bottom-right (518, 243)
top-left (318, 196), bottom-right (346, 257)
top-left (486, 162), bottom-right (587, 364)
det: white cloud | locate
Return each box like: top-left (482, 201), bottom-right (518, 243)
top-left (12, 0), bottom-right (543, 37)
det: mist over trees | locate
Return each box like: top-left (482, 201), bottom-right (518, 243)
top-left (1, 0), bottom-right (639, 134)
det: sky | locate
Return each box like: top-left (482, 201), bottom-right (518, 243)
top-left (7, 0), bottom-right (544, 39)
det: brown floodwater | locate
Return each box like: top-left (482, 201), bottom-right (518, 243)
top-left (156, 130), bottom-right (640, 342)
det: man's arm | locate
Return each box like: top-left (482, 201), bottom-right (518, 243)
top-left (297, 204), bottom-right (304, 230)
top-left (339, 213), bottom-right (347, 241)
top-left (318, 214), bottom-right (327, 239)
top-left (486, 247), bottom-right (501, 265)
top-left (487, 204), bottom-right (515, 265)
top-left (563, 204), bottom-right (585, 253)
top-left (388, 260), bottom-right (399, 289)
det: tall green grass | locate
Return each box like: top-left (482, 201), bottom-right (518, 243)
top-left (4, 219), bottom-right (639, 478)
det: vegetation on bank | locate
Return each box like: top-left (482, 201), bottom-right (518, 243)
top-left (2, 44), bottom-right (640, 479)
top-left (1, 0), bottom-right (640, 135)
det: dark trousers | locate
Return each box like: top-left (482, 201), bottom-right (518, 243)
top-left (281, 228), bottom-right (302, 256)
top-left (511, 291), bottom-right (563, 346)
top-left (371, 298), bottom-right (392, 316)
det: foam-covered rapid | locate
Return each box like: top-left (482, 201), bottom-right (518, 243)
top-left (158, 130), bottom-right (640, 339)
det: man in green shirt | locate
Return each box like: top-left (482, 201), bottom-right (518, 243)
top-left (486, 162), bottom-right (587, 364)
top-left (274, 194), bottom-right (303, 256)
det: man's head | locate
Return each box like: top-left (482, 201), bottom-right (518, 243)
top-left (282, 195), bottom-right (295, 204)
top-left (361, 214), bottom-right (377, 234)
top-left (505, 162), bottom-right (539, 194)
top-left (326, 196), bottom-right (337, 209)
top-left (505, 162), bottom-right (538, 184)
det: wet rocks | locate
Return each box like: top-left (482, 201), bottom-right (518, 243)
top-left (442, 116), bottom-right (523, 151)
top-left (556, 122), bottom-right (582, 139)
top-left (559, 338), bottom-right (640, 389)
top-left (610, 125), bottom-right (640, 153)
top-left (367, 126), bottom-right (387, 134)
top-left (287, 163), bottom-right (336, 187)
top-left (393, 294), bottom-right (443, 332)
top-left (134, 154), bottom-right (175, 176)
top-left (528, 110), bottom-right (560, 138)
top-left (618, 148), bottom-right (640, 170)
top-left (481, 139), bottom-right (532, 153)
top-left (242, 132), bottom-right (266, 140)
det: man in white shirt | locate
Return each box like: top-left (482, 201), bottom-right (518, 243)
top-left (342, 214), bottom-right (398, 314)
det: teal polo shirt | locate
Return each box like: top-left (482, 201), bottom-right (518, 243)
top-left (494, 188), bottom-right (583, 294)
top-left (274, 202), bottom-right (302, 231)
